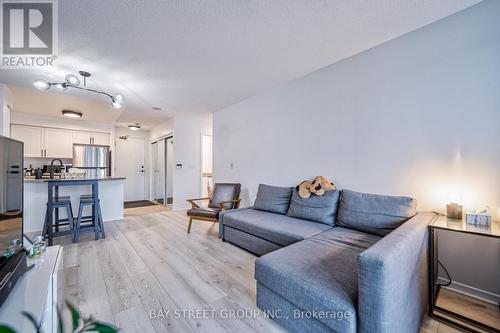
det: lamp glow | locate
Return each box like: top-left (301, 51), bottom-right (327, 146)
top-left (55, 82), bottom-right (68, 90)
top-left (65, 74), bottom-right (81, 87)
top-left (34, 79), bottom-right (50, 90)
top-left (114, 94), bottom-right (124, 102)
top-left (111, 100), bottom-right (122, 109)
top-left (128, 124), bottom-right (141, 131)
top-left (62, 110), bottom-right (83, 118)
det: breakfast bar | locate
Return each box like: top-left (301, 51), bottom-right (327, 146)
top-left (23, 177), bottom-right (125, 235)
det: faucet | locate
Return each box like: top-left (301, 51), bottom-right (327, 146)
top-left (50, 159), bottom-right (63, 179)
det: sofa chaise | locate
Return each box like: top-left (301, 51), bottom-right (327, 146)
top-left (219, 184), bottom-right (436, 333)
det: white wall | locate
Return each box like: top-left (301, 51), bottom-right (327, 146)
top-left (214, 1), bottom-right (499, 300)
top-left (172, 113), bottom-right (212, 209)
top-left (0, 85), bottom-right (13, 136)
top-left (150, 118), bottom-right (174, 141)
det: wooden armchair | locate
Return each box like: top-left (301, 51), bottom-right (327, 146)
top-left (186, 183), bottom-right (241, 235)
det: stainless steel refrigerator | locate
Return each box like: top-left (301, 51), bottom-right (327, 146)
top-left (72, 144), bottom-right (111, 178)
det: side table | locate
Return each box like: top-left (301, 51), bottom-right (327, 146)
top-left (428, 215), bottom-right (500, 332)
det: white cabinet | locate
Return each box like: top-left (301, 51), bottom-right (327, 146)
top-left (10, 125), bottom-right (44, 157)
top-left (10, 124), bottom-right (111, 159)
top-left (44, 128), bottom-right (73, 158)
top-left (73, 131), bottom-right (109, 145)
top-left (0, 246), bottom-right (62, 333)
top-left (72, 130), bottom-right (92, 145)
top-left (91, 132), bottom-right (109, 145)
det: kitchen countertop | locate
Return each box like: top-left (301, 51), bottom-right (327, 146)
top-left (24, 177), bottom-right (126, 183)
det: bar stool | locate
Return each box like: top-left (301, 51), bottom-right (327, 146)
top-left (73, 194), bottom-right (105, 243)
top-left (42, 196), bottom-right (74, 245)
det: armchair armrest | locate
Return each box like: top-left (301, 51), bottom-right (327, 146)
top-left (357, 212), bottom-right (437, 333)
top-left (186, 197), bottom-right (210, 208)
top-left (218, 199), bottom-right (242, 210)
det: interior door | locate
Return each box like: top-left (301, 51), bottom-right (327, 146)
top-left (115, 136), bottom-right (146, 202)
top-left (10, 125), bottom-right (43, 157)
top-left (155, 140), bottom-right (166, 204)
top-left (166, 137), bottom-right (173, 204)
top-left (44, 128), bottom-right (73, 158)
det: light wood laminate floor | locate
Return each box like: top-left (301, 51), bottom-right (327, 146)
top-left (57, 206), bottom-right (475, 333)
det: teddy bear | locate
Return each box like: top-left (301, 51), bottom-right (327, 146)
top-left (296, 180), bottom-right (313, 199)
top-left (310, 176), bottom-right (336, 196)
top-left (296, 176), bottom-right (336, 199)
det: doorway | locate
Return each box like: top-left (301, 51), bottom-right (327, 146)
top-left (201, 135), bottom-right (213, 197)
top-left (115, 136), bottom-right (146, 202)
top-left (151, 136), bottom-right (173, 205)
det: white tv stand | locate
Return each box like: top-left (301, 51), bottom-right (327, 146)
top-left (0, 246), bottom-right (63, 333)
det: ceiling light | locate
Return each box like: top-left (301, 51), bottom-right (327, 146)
top-left (34, 79), bottom-right (50, 90)
top-left (111, 100), bottom-right (122, 109)
top-left (128, 123), bottom-right (141, 131)
top-left (62, 110), bottom-right (83, 118)
top-left (55, 82), bottom-right (68, 90)
top-left (33, 71), bottom-right (124, 108)
top-left (65, 74), bottom-right (81, 87)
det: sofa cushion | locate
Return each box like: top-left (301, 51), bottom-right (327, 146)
top-left (287, 188), bottom-right (340, 225)
top-left (253, 184), bottom-right (293, 214)
top-left (337, 189), bottom-right (417, 236)
top-left (255, 227), bottom-right (381, 332)
top-left (221, 208), bottom-right (332, 247)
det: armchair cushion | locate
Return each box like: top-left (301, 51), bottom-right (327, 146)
top-left (187, 207), bottom-right (221, 219)
top-left (253, 184), bottom-right (293, 214)
top-left (208, 183), bottom-right (241, 209)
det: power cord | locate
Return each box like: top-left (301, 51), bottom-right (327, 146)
top-left (436, 259), bottom-right (452, 287)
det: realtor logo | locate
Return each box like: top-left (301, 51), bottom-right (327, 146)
top-left (1, 0), bottom-right (58, 68)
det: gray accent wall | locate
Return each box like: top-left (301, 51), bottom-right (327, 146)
top-left (213, 1), bottom-right (500, 301)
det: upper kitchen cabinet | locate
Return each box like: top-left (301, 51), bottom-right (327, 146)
top-left (10, 125), bottom-right (43, 157)
top-left (44, 128), bottom-right (73, 158)
top-left (72, 130), bottom-right (93, 145)
top-left (73, 131), bottom-right (109, 145)
top-left (10, 124), bottom-right (111, 158)
top-left (91, 132), bottom-right (109, 146)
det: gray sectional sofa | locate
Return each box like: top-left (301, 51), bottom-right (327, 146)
top-left (219, 184), bottom-right (436, 333)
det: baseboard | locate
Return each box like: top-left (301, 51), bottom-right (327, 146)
top-left (437, 277), bottom-right (500, 305)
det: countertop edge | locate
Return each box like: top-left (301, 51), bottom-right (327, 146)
top-left (24, 177), bottom-right (126, 183)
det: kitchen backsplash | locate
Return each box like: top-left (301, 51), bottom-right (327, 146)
top-left (24, 157), bottom-right (72, 169)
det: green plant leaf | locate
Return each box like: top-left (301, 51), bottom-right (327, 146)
top-left (55, 306), bottom-right (64, 333)
top-left (0, 325), bottom-right (17, 333)
top-left (65, 300), bottom-right (80, 330)
top-left (21, 311), bottom-right (41, 333)
top-left (83, 322), bottom-right (118, 333)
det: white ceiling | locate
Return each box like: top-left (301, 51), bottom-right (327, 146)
top-left (0, 0), bottom-right (481, 128)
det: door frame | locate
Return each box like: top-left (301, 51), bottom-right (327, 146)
top-left (150, 135), bottom-right (173, 205)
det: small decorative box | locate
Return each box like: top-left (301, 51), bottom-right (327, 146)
top-left (446, 203), bottom-right (463, 220)
top-left (465, 212), bottom-right (491, 225)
